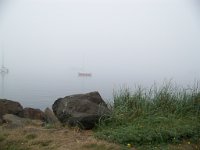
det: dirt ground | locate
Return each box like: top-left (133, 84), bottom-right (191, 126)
top-left (0, 125), bottom-right (134, 150)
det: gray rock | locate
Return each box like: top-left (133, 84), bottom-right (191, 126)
top-left (3, 114), bottom-right (43, 129)
top-left (44, 107), bottom-right (61, 126)
top-left (0, 99), bottom-right (23, 123)
top-left (3, 114), bottom-right (25, 128)
top-left (52, 91), bottom-right (110, 129)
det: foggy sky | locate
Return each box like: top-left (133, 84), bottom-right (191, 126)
top-left (0, 0), bottom-right (200, 109)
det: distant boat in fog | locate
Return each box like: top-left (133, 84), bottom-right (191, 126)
top-left (78, 53), bottom-right (92, 77)
top-left (0, 46), bottom-right (9, 98)
top-left (0, 66), bottom-right (9, 74)
top-left (0, 46), bottom-right (9, 75)
top-left (78, 72), bottom-right (92, 77)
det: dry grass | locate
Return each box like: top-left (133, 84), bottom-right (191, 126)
top-left (0, 125), bottom-right (126, 150)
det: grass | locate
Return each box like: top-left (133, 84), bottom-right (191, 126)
top-left (44, 123), bottom-right (55, 129)
top-left (95, 82), bottom-right (200, 149)
top-left (0, 138), bottom-right (29, 150)
top-left (31, 140), bottom-right (52, 147)
top-left (82, 143), bottom-right (116, 150)
top-left (0, 125), bottom-right (121, 150)
top-left (25, 133), bottom-right (37, 140)
top-left (0, 134), bottom-right (6, 142)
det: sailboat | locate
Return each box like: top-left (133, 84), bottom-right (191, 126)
top-left (0, 48), bottom-right (9, 75)
top-left (78, 72), bottom-right (92, 77)
top-left (77, 53), bottom-right (92, 77)
top-left (0, 46), bottom-right (9, 98)
top-left (0, 66), bottom-right (9, 74)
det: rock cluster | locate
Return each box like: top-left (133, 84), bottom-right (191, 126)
top-left (0, 99), bottom-right (23, 122)
top-left (0, 91), bottom-right (110, 130)
top-left (0, 98), bottom-right (58, 127)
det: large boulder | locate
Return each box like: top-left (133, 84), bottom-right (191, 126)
top-left (0, 99), bottom-right (23, 121)
top-left (52, 91), bottom-right (110, 129)
top-left (19, 107), bottom-right (45, 121)
top-left (44, 107), bottom-right (61, 127)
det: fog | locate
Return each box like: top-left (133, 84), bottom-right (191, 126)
top-left (0, 0), bottom-right (200, 109)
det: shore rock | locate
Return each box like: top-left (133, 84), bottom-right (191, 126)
top-left (44, 107), bottom-right (61, 126)
top-left (3, 114), bottom-right (43, 129)
top-left (0, 99), bottom-right (23, 122)
top-left (19, 107), bottom-right (45, 121)
top-left (52, 91), bottom-right (110, 129)
top-left (3, 114), bottom-right (25, 128)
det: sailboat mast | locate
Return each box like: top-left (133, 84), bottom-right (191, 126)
top-left (2, 44), bottom-right (4, 67)
top-left (0, 42), bottom-right (8, 98)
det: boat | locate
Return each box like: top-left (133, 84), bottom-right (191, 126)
top-left (78, 72), bottom-right (92, 77)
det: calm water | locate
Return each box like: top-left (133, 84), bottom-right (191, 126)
top-left (1, 71), bottom-right (198, 110)
top-left (1, 73), bottom-right (115, 110)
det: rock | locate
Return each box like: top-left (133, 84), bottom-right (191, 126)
top-left (19, 107), bottom-right (45, 121)
top-left (52, 91), bottom-right (110, 129)
top-left (0, 99), bottom-right (23, 122)
top-left (44, 107), bottom-right (61, 126)
top-left (2, 114), bottom-right (43, 129)
top-left (67, 115), bottom-right (100, 129)
top-left (3, 114), bottom-right (25, 128)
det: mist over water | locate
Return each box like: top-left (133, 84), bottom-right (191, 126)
top-left (0, 0), bottom-right (200, 110)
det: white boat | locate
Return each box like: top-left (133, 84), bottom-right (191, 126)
top-left (78, 72), bottom-right (92, 77)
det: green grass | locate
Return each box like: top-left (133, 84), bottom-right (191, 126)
top-left (95, 82), bottom-right (200, 149)
top-left (44, 123), bottom-right (56, 129)
top-left (82, 143), bottom-right (129, 150)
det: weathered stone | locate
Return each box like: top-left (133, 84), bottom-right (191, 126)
top-left (2, 114), bottom-right (43, 129)
top-left (52, 91), bottom-right (110, 129)
top-left (67, 115), bottom-right (100, 129)
top-left (0, 99), bottom-right (23, 122)
top-left (3, 114), bottom-right (25, 128)
top-left (19, 107), bottom-right (45, 121)
top-left (44, 107), bottom-right (61, 126)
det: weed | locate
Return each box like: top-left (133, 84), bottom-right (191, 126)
top-left (44, 123), bottom-right (55, 129)
top-left (95, 82), bottom-right (200, 149)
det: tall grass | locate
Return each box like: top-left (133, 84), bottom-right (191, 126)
top-left (95, 82), bottom-right (200, 148)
